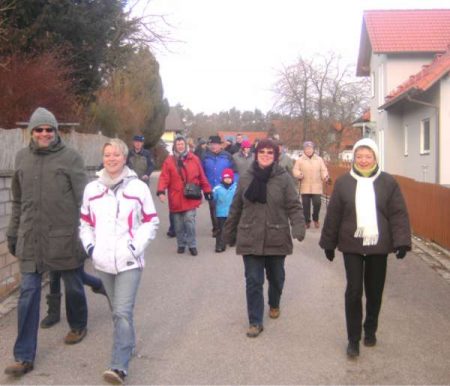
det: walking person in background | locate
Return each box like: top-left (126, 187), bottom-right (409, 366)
top-left (127, 134), bottom-right (154, 185)
top-left (5, 107), bottom-right (89, 377)
top-left (194, 137), bottom-right (207, 160)
top-left (157, 135), bottom-right (212, 256)
top-left (80, 138), bottom-right (159, 384)
top-left (293, 141), bottom-right (330, 229)
top-left (232, 139), bottom-right (253, 176)
top-left (212, 168), bottom-right (237, 253)
top-left (319, 138), bottom-right (411, 359)
top-left (229, 132), bottom-right (244, 154)
top-left (224, 139), bottom-right (305, 338)
top-left (277, 141), bottom-right (295, 184)
top-left (202, 135), bottom-right (236, 237)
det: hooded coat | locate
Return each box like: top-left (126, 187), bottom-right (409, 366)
top-left (7, 137), bottom-right (88, 273)
top-left (224, 164), bottom-right (305, 256)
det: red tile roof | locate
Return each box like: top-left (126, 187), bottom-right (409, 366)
top-left (357, 9), bottom-right (450, 76)
top-left (365, 9), bottom-right (450, 53)
top-left (381, 48), bottom-right (450, 109)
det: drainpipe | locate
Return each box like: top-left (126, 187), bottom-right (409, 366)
top-left (406, 95), bottom-right (440, 184)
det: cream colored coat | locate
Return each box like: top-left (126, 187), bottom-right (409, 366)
top-left (293, 154), bottom-right (329, 194)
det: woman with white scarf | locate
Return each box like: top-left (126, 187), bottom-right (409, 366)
top-left (319, 138), bottom-right (411, 359)
top-left (80, 138), bottom-right (159, 384)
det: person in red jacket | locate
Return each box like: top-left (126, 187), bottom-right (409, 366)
top-left (157, 135), bottom-right (212, 256)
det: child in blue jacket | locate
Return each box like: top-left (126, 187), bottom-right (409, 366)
top-left (213, 168), bottom-right (237, 252)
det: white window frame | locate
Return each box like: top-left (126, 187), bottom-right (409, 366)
top-left (404, 124), bottom-right (408, 156)
top-left (420, 118), bottom-right (431, 155)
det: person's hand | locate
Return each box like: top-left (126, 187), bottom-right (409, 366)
top-left (141, 175), bottom-right (149, 181)
top-left (7, 236), bottom-right (17, 256)
top-left (394, 246), bottom-right (408, 259)
top-left (157, 191), bottom-right (166, 203)
top-left (296, 235), bottom-right (305, 242)
top-left (325, 249), bottom-right (335, 261)
top-left (325, 177), bottom-right (332, 185)
top-left (204, 192), bottom-right (213, 201)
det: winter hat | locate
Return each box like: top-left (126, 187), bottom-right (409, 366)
top-left (173, 134), bottom-right (188, 154)
top-left (221, 168), bottom-right (234, 181)
top-left (133, 135), bottom-right (144, 142)
top-left (198, 138), bottom-right (207, 145)
top-left (303, 141), bottom-right (314, 149)
top-left (208, 135), bottom-right (222, 144)
top-left (255, 138), bottom-right (280, 161)
top-left (352, 138), bottom-right (379, 163)
top-left (28, 107), bottom-right (58, 132)
top-left (241, 140), bottom-right (251, 149)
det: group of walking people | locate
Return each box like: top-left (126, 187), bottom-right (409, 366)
top-left (4, 107), bottom-right (412, 385)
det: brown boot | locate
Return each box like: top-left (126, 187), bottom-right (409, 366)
top-left (64, 328), bottom-right (87, 344)
top-left (269, 307), bottom-right (280, 319)
top-left (4, 361), bottom-right (34, 376)
top-left (246, 324), bottom-right (263, 338)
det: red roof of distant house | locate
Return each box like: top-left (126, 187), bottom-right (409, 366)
top-left (218, 131), bottom-right (267, 145)
top-left (357, 9), bottom-right (450, 76)
top-left (381, 48), bottom-right (450, 109)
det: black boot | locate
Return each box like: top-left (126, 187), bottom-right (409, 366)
top-left (346, 340), bottom-right (360, 358)
top-left (40, 293), bottom-right (61, 329)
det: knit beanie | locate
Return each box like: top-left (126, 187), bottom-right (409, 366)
top-left (28, 107), bottom-right (58, 132)
top-left (352, 138), bottom-right (379, 164)
top-left (221, 168), bottom-right (234, 181)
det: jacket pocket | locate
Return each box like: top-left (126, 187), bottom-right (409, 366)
top-left (266, 223), bottom-right (290, 247)
top-left (48, 227), bottom-right (75, 258)
top-left (237, 223), bottom-right (253, 248)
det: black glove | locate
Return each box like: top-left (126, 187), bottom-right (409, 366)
top-left (7, 236), bottom-right (17, 256)
top-left (204, 192), bottom-right (213, 201)
top-left (325, 249), bottom-right (335, 261)
top-left (394, 246), bottom-right (408, 259)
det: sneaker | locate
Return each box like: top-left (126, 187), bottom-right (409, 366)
top-left (246, 324), bottom-right (264, 338)
top-left (189, 247), bottom-right (198, 256)
top-left (346, 341), bottom-right (360, 358)
top-left (166, 230), bottom-right (176, 238)
top-left (103, 369), bottom-right (126, 385)
top-left (64, 328), bottom-right (87, 345)
top-left (364, 334), bottom-right (377, 347)
top-left (215, 247), bottom-right (225, 253)
top-left (4, 361), bottom-right (34, 376)
top-left (314, 221), bottom-right (320, 228)
top-left (269, 307), bottom-right (280, 319)
top-left (177, 247), bottom-right (185, 254)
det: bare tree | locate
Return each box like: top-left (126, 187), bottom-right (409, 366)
top-left (273, 52), bottom-right (370, 158)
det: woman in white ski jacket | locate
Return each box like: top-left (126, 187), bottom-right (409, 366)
top-left (79, 138), bottom-right (159, 385)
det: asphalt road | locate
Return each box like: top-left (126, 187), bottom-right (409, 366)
top-left (1, 173), bottom-right (449, 385)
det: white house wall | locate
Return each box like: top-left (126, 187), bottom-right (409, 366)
top-left (440, 75), bottom-right (450, 186)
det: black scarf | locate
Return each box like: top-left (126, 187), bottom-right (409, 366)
top-left (244, 161), bottom-right (273, 203)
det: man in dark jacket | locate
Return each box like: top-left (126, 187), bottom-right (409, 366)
top-left (127, 135), bottom-right (154, 184)
top-left (4, 107), bottom-right (89, 377)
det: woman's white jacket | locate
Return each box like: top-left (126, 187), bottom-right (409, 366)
top-left (79, 170), bottom-right (159, 274)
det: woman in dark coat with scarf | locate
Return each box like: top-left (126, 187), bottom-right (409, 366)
top-left (224, 139), bottom-right (305, 338)
top-left (320, 138), bottom-right (411, 358)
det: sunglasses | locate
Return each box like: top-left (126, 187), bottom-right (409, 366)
top-left (258, 150), bottom-right (274, 155)
top-left (33, 127), bottom-right (55, 133)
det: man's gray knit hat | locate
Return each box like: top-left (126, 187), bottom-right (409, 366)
top-left (28, 107), bottom-right (58, 132)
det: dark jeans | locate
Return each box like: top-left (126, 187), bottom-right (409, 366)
top-left (14, 268), bottom-right (87, 363)
top-left (215, 217), bottom-right (227, 250)
top-left (301, 194), bottom-right (322, 223)
top-left (48, 266), bottom-right (102, 293)
top-left (243, 255), bottom-right (286, 326)
top-left (343, 253), bottom-right (387, 343)
top-left (167, 212), bottom-right (175, 235)
top-left (208, 200), bottom-right (219, 234)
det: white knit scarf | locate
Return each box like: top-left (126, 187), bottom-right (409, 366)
top-left (350, 167), bottom-right (381, 246)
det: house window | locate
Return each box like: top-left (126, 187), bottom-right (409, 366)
top-left (404, 125), bottom-right (408, 156)
top-left (420, 119), bottom-right (430, 154)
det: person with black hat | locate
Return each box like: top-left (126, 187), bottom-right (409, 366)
top-left (5, 107), bottom-right (89, 377)
top-left (127, 135), bottom-right (154, 185)
top-left (202, 135), bottom-right (237, 236)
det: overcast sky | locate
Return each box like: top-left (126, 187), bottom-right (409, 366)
top-left (136, 0), bottom-right (450, 115)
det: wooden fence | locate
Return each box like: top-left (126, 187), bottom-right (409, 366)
top-left (326, 164), bottom-right (450, 251)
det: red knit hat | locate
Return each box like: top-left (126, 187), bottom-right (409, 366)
top-left (221, 168), bottom-right (234, 180)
